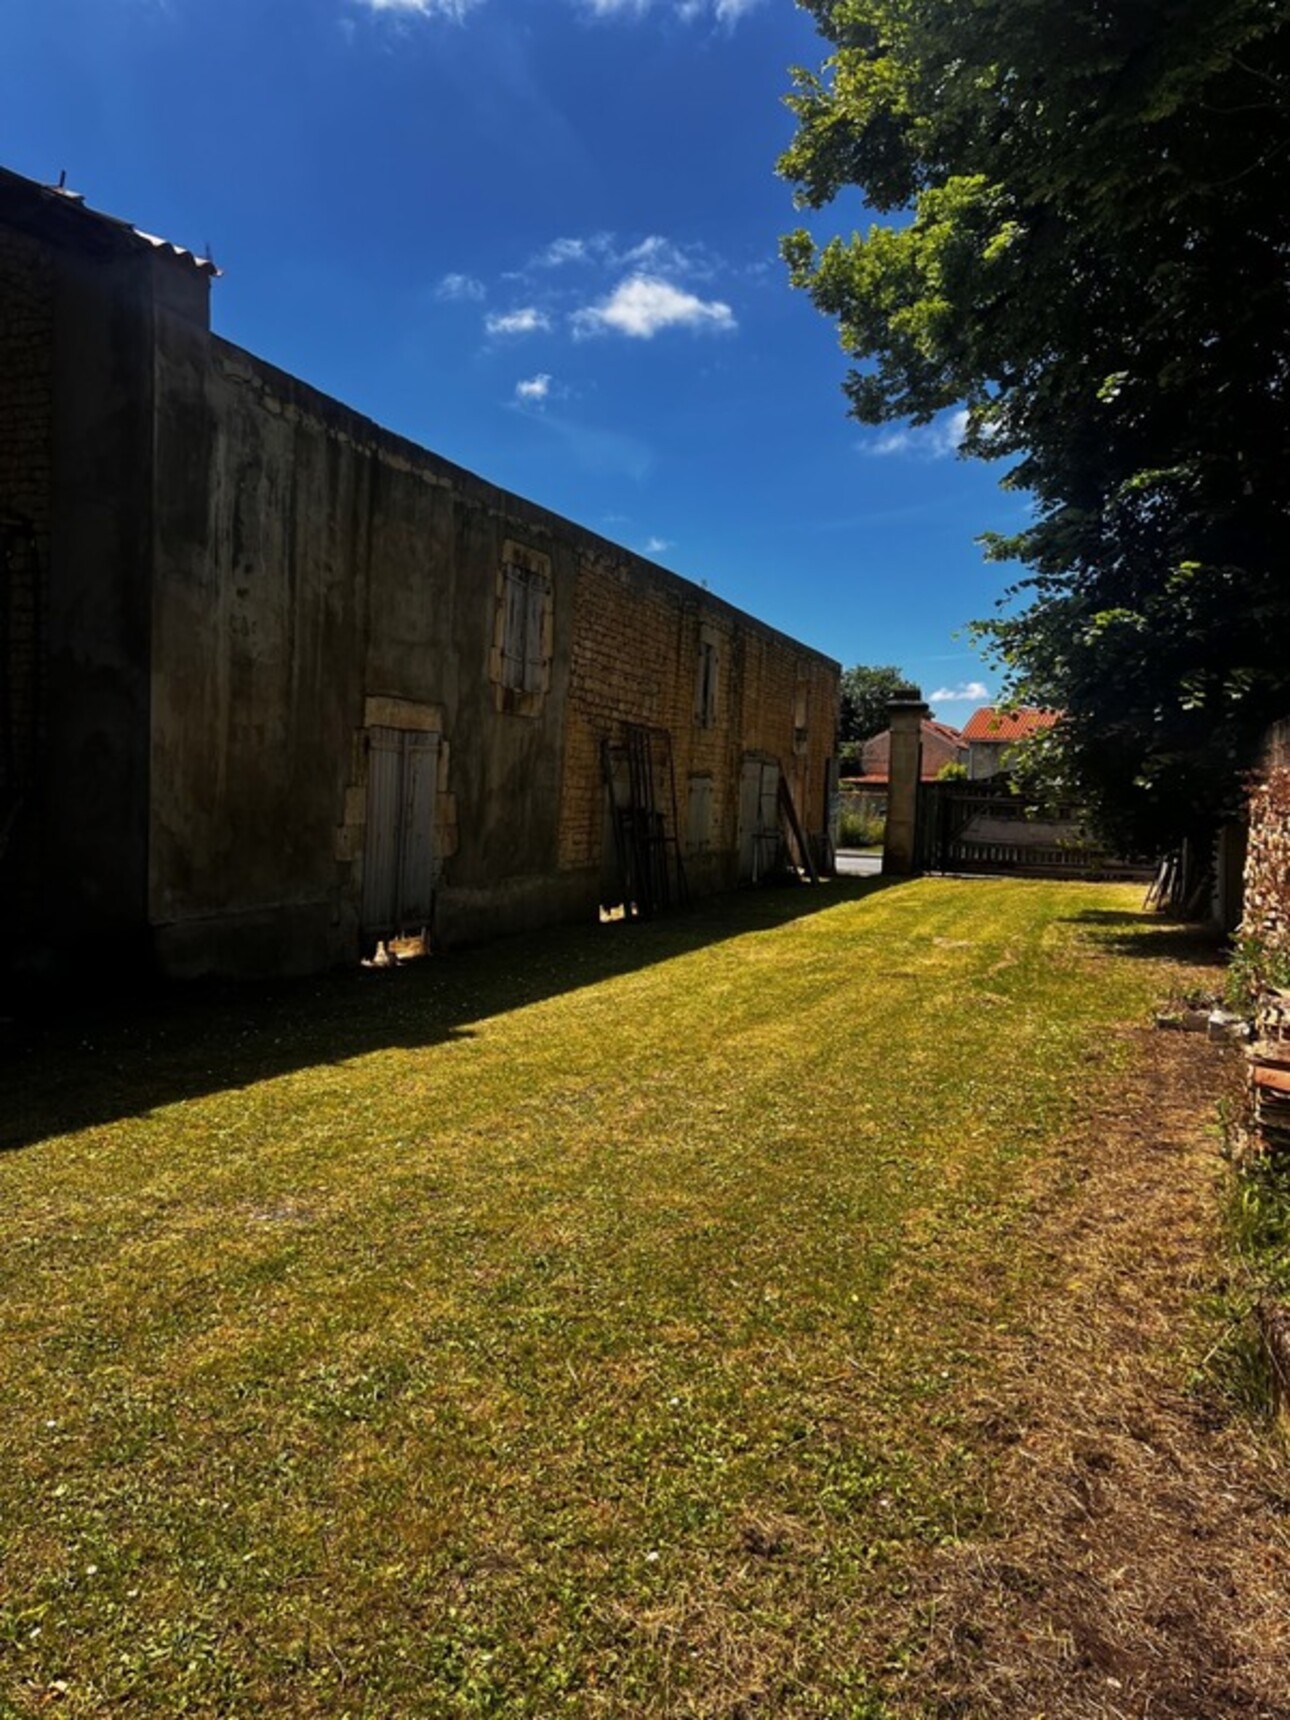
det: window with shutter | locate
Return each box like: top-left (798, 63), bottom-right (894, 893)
top-left (695, 628), bottom-right (720, 728)
top-left (500, 567), bottom-right (528, 691)
top-left (492, 543), bottom-right (553, 715)
top-left (522, 572), bottom-right (547, 694)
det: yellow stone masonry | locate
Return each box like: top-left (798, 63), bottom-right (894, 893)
top-left (559, 552), bottom-right (836, 874)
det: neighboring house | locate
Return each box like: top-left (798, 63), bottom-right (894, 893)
top-left (0, 166), bottom-right (839, 981)
top-left (963, 706), bottom-right (1061, 780)
top-left (837, 718), bottom-right (965, 825)
top-left (854, 718), bottom-right (967, 788)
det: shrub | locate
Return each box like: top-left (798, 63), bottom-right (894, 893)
top-left (838, 805), bottom-right (885, 849)
top-left (1224, 933), bottom-right (1290, 1018)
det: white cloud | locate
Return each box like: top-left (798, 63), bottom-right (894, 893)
top-left (515, 373), bottom-right (552, 403)
top-left (930, 681), bottom-right (990, 703)
top-left (641, 536), bottom-right (673, 556)
top-left (435, 271), bottom-right (485, 302)
top-left (578, 0), bottom-right (763, 20)
top-left (534, 237), bottom-right (594, 268)
top-left (572, 275), bottom-right (735, 339)
top-left (525, 232), bottom-right (704, 280)
top-left (356, 0), bottom-right (482, 18)
top-left (618, 234), bottom-right (703, 278)
top-left (357, 0), bottom-right (762, 23)
top-left (485, 306), bottom-right (551, 337)
top-left (860, 407), bottom-right (969, 460)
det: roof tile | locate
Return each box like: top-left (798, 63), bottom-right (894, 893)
top-left (962, 706), bottom-right (1061, 743)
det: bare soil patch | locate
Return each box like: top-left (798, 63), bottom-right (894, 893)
top-left (885, 1027), bottom-right (1290, 1719)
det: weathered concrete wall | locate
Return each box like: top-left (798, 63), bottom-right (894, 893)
top-left (968, 740), bottom-right (1009, 780)
top-left (149, 323), bottom-right (597, 974)
top-left (3, 167), bottom-right (839, 982)
top-left (148, 318), bottom-right (837, 974)
top-left (0, 225), bottom-right (52, 960)
top-left (0, 181), bottom-right (203, 977)
top-left (44, 247), bottom-right (160, 967)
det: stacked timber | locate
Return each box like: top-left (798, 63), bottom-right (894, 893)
top-left (1247, 988), bottom-right (1290, 1157)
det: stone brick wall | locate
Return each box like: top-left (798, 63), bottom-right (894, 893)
top-left (560, 550), bottom-right (837, 879)
top-left (0, 227), bottom-right (52, 907)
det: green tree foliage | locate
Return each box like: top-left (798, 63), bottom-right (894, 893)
top-left (840, 662), bottom-right (914, 743)
top-left (780, 1), bottom-right (1290, 848)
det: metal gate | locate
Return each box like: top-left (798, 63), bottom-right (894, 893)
top-left (601, 724), bottom-right (688, 918)
top-left (916, 777), bottom-right (1146, 878)
top-left (361, 726), bottom-right (440, 938)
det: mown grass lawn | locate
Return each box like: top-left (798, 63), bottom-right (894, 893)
top-left (0, 878), bottom-right (1211, 1717)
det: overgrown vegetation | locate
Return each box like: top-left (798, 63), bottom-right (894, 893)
top-left (781, 1), bottom-right (1290, 850)
top-left (1224, 933), bottom-right (1290, 1018)
top-left (0, 881), bottom-right (1249, 1716)
top-left (836, 802), bottom-right (885, 847)
top-left (1212, 910), bottom-right (1290, 1427)
top-left (1207, 1152), bottom-right (1290, 1425)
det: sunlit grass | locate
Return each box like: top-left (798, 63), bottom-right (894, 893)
top-left (0, 878), bottom-right (1212, 1717)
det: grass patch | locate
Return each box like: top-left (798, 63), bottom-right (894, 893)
top-left (0, 879), bottom-right (1218, 1717)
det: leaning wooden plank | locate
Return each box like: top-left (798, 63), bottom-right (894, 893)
top-left (777, 771), bottom-right (819, 884)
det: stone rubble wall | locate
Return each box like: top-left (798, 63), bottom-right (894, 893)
top-left (1240, 720), bottom-right (1290, 958)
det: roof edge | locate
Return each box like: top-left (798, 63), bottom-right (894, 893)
top-left (0, 164), bottom-right (219, 277)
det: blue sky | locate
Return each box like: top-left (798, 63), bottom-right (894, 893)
top-left (2, 0), bottom-right (1025, 719)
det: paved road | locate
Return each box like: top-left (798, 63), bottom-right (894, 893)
top-left (835, 849), bottom-right (882, 877)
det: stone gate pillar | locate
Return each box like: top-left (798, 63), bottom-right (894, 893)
top-left (882, 691), bottom-right (929, 876)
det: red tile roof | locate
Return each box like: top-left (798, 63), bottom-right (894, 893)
top-left (926, 718), bottom-right (966, 746)
top-left (848, 718), bottom-right (968, 786)
top-left (962, 706), bottom-right (1061, 743)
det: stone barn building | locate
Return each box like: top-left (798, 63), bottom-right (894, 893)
top-left (0, 166), bottom-right (839, 980)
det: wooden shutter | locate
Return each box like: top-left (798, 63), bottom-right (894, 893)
top-left (398, 732), bottom-right (439, 926)
top-left (687, 776), bottom-right (713, 852)
top-left (362, 727), bottom-right (439, 935)
top-left (361, 726), bottom-right (403, 932)
top-left (500, 567), bottom-right (527, 690)
top-left (522, 573), bottom-right (548, 694)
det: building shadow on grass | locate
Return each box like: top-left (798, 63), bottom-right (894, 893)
top-left (1061, 906), bottom-right (1227, 969)
top-left (2, 876), bottom-right (901, 1154)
